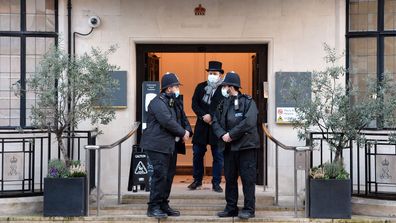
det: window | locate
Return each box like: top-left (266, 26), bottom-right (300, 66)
top-left (347, 0), bottom-right (396, 128)
top-left (0, 0), bottom-right (57, 128)
top-left (349, 0), bottom-right (378, 31)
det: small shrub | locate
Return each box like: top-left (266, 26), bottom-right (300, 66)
top-left (69, 160), bottom-right (86, 177)
top-left (48, 160), bottom-right (69, 178)
top-left (310, 160), bottom-right (349, 180)
top-left (47, 159), bottom-right (86, 178)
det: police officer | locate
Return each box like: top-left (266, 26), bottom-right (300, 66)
top-left (212, 71), bottom-right (260, 219)
top-left (189, 61), bottom-right (225, 192)
top-left (140, 72), bottom-right (193, 219)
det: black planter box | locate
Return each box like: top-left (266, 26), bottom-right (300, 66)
top-left (309, 178), bottom-right (351, 219)
top-left (44, 177), bottom-right (87, 217)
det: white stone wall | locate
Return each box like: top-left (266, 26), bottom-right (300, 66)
top-left (57, 0), bottom-right (346, 197)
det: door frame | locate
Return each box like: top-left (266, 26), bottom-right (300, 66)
top-left (136, 44), bottom-right (268, 185)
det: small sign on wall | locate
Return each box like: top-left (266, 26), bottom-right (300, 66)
top-left (109, 71), bottom-right (127, 108)
top-left (275, 72), bottom-right (311, 124)
top-left (276, 107), bottom-right (297, 124)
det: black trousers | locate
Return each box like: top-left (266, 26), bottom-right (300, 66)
top-left (146, 149), bottom-right (177, 210)
top-left (224, 148), bottom-right (257, 214)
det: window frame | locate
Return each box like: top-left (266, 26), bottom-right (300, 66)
top-left (346, 0), bottom-right (396, 129)
top-left (0, 0), bottom-right (58, 129)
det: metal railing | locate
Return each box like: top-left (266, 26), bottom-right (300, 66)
top-left (262, 123), bottom-right (311, 217)
top-left (309, 131), bottom-right (396, 200)
top-left (84, 122), bottom-right (140, 216)
top-left (0, 129), bottom-right (96, 197)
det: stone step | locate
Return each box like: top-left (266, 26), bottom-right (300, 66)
top-left (0, 215), bottom-right (390, 223)
top-left (89, 203), bottom-right (303, 216)
top-left (90, 210), bottom-right (303, 218)
top-left (121, 193), bottom-right (274, 206)
top-left (352, 197), bottom-right (396, 218)
top-left (94, 203), bottom-right (295, 210)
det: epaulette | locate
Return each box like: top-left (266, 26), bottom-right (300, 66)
top-left (159, 94), bottom-right (168, 104)
top-left (242, 94), bottom-right (252, 100)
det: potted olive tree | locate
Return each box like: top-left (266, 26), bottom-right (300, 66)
top-left (284, 44), bottom-right (396, 218)
top-left (29, 45), bottom-right (119, 216)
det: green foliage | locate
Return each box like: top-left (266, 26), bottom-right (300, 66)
top-left (28, 45), bottom-right (119, 163)
top-left (284, 43), bottom-right (396, 162)
top-left (310, 161), bottom-right (349, 180)
top-left (47, 160), bottom-right (69, 178)
top-left (47, 159), bottom-right (86, 178)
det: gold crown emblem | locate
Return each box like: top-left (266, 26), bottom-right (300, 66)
top-left (194, 4), bottom-right (206, 16)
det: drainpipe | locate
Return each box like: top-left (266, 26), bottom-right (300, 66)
top-left (67, 0), bottom-right (72, 159)
top-left (67, 0), bottom-right (72, 57)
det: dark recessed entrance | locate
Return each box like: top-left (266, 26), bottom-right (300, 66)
top-left (135, 44), bottom-right (268, 185)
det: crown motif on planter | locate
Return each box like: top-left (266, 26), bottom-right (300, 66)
top-left (194, 4), bottom-right (206, 16)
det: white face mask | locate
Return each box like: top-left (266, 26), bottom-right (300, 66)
top-left (221, 87), bottom-right (229, 98)
top-left (208, 74), bottom-right (220, 83)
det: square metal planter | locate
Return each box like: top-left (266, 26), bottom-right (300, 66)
top-left (44, 177), bottom-right (87, 217)
top-left (309, 178), bottom-right (351, 219)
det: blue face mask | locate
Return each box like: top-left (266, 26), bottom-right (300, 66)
top-left (221, 87), bottom-right (229, 98)
top-left (174, 90), bottom-right (180, 98)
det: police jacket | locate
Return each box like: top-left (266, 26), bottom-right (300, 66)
top-left (140, 93), bottom-right (193, 154)
top-left (212, 93), bottom-right (260, 152)
top-left (191, 81), bottom-right (224, 146)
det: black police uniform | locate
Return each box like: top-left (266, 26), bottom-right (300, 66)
top-left (140, 73), bottom-right (192, 218)
top-left (211, 72), bottom-right (260, 218)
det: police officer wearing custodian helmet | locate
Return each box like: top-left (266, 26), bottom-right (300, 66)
top-left (212, 71), bottom-right (260, 219)
top-left (140, 72), bottom-right (193, 219)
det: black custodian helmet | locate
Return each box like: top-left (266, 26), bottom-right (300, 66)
top-left (221, 71), bottom-right (241, 88)
top-left (161, 72), bottom-right (181, 90)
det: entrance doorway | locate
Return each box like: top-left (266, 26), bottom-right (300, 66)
top-left (136, 44), bottom-right (268, 185)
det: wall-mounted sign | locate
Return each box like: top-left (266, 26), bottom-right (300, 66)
top-left (276, 107), bottom-right (297, 124)
top-left (275, 72), bottom-right (311, 124)
top-left (194, 4), bottom-right (206, 15)
top-left (109, 71), bottom-right (127, 108)
top-left (96, 71), bottom-right (128, 108)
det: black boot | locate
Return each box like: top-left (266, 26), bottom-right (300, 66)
top-left (217, 209), bottom-right (238, 217)
top-left (162, 206), bottom-right (180, 216)
top-left (212, 184), bottom-right (223, 193)
top-left (187, 180), bottom-right (202, 190)
top-left (147, 207), bottom-right (167, 219)
top-left (238, 211), bottom-right (255, 219)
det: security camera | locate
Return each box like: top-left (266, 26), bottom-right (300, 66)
top-left (88, 16), bottom-right (101, 28)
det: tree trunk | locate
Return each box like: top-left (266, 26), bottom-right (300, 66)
top-left (334, 147), bottom-right (342, 162)
top-left (56, 135), bottom-right (70, 166)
